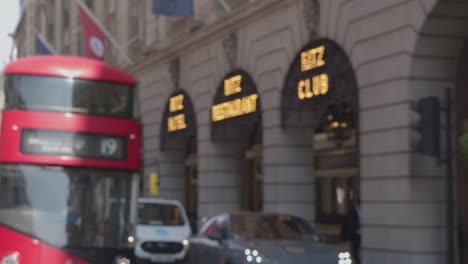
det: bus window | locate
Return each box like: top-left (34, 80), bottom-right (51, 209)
top-left (4, 75), bottom-right (133, 118)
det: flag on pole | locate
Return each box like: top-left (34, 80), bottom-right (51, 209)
top-left (153, 0), bottom-right (194, 16)
top-left (35, 33), bottom-right (54, 55)
top-left (77, 2), bottom-right (106, 60)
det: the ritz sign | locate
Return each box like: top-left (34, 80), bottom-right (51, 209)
top-left (167, 93), bottom-right (187, 132)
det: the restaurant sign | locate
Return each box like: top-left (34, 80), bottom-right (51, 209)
top-left (211, 70), bottom-right (259, 124)
top-left (160, 90), bottom-right (196, 150)
top-left (282, 39), bottom-right (357, 129)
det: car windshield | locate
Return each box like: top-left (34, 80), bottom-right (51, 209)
top-left (232, 214), bottom-right (318, 241)
top-left (0, 164), bottom-right (138, 248)
top-left (138, 202), bottom-right (185, 226)
top-left (5, 75), bottom-right (133, 118)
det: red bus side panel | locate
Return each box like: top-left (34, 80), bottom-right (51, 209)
top-left (0, 110), bottom-right (141, 170)
top-left (0, 226), bottom-right (90, 264)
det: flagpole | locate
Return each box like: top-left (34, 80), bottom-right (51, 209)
top-left (217, 0), bottom-right (231, 12)
top-left (75, 0), bottom-right (133, 65)
top-left (34, 29), bottom-right (56, 54)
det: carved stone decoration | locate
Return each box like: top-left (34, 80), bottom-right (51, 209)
top-left (169, 57), bottom-right (180, 90)
top-left (222, 32), bottom-right (238, 71)
top-left (302, 0), bottom-right (320, 40)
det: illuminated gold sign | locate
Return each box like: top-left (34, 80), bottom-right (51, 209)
top-left (161, 90), bottom-right (196, 150)
top-left (301, 45), bottom-right (325, 72)
top-left (167, 94), bottom-right (187, 132)
top-left (224, 75), bottom-right (242, 96)
top-left (169, 94), bottom-right (184, 112)
top-left (168, 113), bottom-right (187, 132)
top-left (212, 71), bottom-right (259, 123)
top-left (212, 94), bottom-right (258, 122)
top-left (297, 45), bottom-right (329, 100)
top-left (298, 73), bottom-right (329, 100)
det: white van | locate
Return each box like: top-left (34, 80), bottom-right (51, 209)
top-left (135, 198), bottom-right (192, 264)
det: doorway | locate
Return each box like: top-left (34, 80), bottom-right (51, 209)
top-left (184, 139), bottom-right (198, 232)
top-left (314, 137), bottom-right (359, 242)
top-left (313, 102), bottom-right (359, 247)
top-left (243, 144), bottom-right (262, 211)
top-left (241, 123), bottom-right (263, 212)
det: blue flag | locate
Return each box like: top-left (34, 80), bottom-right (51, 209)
top-left (153, 0), bottom-right (193, 16)
top-left (35, 35), bottom-right (53, 55)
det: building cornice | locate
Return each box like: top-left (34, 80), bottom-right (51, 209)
top-left (127, 0), bottom-right (299, 75)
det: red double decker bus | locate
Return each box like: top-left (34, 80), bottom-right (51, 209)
top-left (0, 56), bottom-right (141, 264)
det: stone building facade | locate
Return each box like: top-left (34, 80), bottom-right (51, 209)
top-left (11, 0), bottom-right (468, 263)
top-left (129, 0), bottom-right (468, 263)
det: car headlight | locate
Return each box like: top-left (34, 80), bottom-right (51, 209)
top-left (114, 257), bottom-right (130, 264)
top-left (338, 252), bottom-right (352, 264)
top-left (183, 239), bottom-right (190, 246)
top-left (244, 249), bottom-right (266, 263)
top-left (1, 253), bottom-right (19, 264)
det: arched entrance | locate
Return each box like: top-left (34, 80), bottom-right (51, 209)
top-left (281, 39), bottom-right (359, 244)
top-left (160, 89), bottom-right (198, 230)
top-left (242, 122), bottom-right (262, 211)
top-left (184, 137), bottom-right (198, 231)
top-left (211, 69), bottom-right (262, 212)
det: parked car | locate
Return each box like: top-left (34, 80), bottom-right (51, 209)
top-left (135, 198), bottom-right (192, 264)
top-left (188, 212), bottom-right (346, 264)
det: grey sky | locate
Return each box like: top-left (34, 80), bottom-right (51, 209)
top-left (0, 1), bottom-right (20, 71)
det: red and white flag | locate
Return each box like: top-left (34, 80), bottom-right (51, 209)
top-left (77, 2), bottom-right (106, 60)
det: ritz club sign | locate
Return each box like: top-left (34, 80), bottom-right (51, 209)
top-left (281, 39), bottom-right (358, 129)
top-left (295, 41), bottom-right (331, 101)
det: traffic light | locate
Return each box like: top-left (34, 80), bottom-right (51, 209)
top-left (410, 96), bottom-right (441, 158)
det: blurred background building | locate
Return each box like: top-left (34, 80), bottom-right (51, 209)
top-left (12, 0), bottom-right (144, 65)
top-left (11, 0), bottom-right (468, 263)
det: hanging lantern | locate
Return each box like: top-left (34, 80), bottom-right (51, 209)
top-left (325, 103), bottom-right (353, 147)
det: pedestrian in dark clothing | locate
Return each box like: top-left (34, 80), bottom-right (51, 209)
top-left (188, 212), bottom-right (198, 234)
top-left (342, 205), bottom-right (361, 264)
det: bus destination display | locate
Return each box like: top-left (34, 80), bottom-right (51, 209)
top-left (21, 129), bottom-right (126, 160)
